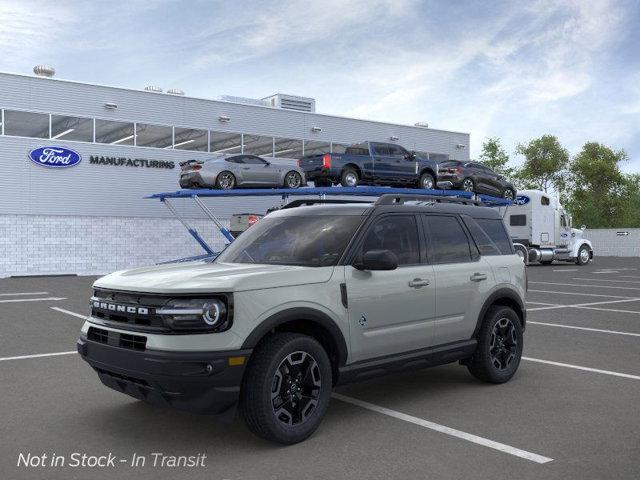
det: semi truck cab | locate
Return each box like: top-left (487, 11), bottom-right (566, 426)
top-left (503, 189), bottom-right (593, 265)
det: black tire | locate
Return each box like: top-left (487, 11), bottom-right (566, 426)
top-left (340, 168), bottom-right (359, 187)
top-left (540, 260), bottom-right (553, 265)
top-left (502, 188), bottom-right (516, 200)
top-left (314, 179), bottom-right (332, 187)
top-left (461, 178), bottom-right (475, 192)
top-left (239, 333), bottom-right (332, 444)
top-left (215, 171), bottom-right (236, 190)
top-left (283, 171), bottom-right (303, 189)
top-left (576, 245), bottom-right (591, 265)
top-left (418, 172), bottom-right (435, 190)
top-left (467, 306), bottom-right (523, 384)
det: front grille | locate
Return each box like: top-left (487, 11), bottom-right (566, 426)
top-left (90, 289), bottom-right (170, 332)
top-left (95, 367), bottom-right (150, 387)
top-left (87, 326), bottom-right (147, 351)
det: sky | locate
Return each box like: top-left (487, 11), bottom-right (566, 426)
top-left (1, 0), bottom-right (639, 171)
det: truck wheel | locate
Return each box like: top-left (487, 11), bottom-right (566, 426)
top-left (576, 245), bottom-right (591, 265)
top-left (462, 178), bottom-right (475, 192)
top-left (239, 333), bottom-right (332, 444)
top-left (467, 306), bottom-right (523, 384)
top-left (340, 168), bottom-right (359, 187)
top-left (418, 172), bottom-right (435, 190)
top-left (215, 171), bottom-right (236, 189)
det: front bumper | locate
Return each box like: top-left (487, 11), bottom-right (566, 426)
top-left (77, 337), bottom-right (251, 415)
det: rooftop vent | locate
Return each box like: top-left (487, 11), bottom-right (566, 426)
top-left (33, 65), bottom-right (55, 78)
top-left (167, 88), bottom-right (185, 96)
top-left (144, 85), bottom-right (163, 93)
top-left (414, 122), bottom-right (429, 128)
top-left (262, 93), bottom-right (316, 113)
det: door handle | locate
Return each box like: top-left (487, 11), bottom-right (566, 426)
top-left (408, 278), bottom-right (430, 288)
top-left (470, 272), bottom-right (487, 282)
top-left (242, 167), bottom-right (251, 170)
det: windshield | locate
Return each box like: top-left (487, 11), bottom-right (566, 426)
top-left (215, 214), bottom-right (363, 267)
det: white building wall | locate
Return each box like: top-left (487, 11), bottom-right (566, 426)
top-left (583, 229), bottom-right (640, 257)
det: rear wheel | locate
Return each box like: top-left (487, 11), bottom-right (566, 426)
top-left (462, 178), bottom-right (475, 192)
top-left (467, 306), bottom-right (523, 383)
top-left (240, 333), bottom-right (332, 444)
top-left (502, 188), bottom-right (516, 200)
top-left (418, 172), bottom-right (435, 190)
top-left (284, 171), bottom-right (303, 189)
top-left (215, 171), bottom-right (236, 190)
top-left (340, 168), bottom-right (359, 187)
top-left (576, 245), bottom-right (591, 265)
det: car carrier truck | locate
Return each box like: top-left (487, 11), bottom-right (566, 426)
top-left (502, 189), bottom-right (593, 265)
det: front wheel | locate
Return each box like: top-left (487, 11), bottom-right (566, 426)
top-left (467, 306), bottom-right (523, 384)
top-left (239, 333), bottom-right (332, 444)
top-left (284, 171), bottom-right (303, 189)
top-left (418, 172), bottom-right (435, 190)
top-left (576, 245), bottom-right (591, 265)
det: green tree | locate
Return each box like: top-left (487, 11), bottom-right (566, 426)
top-left (479, 137), bottom-right (514, 177)
top-left (515, 135), bottom-right (569, 193)
top-left (619, 174), bottom-right (640, 228)
top-left (566, 142), bottom-right (628, 228)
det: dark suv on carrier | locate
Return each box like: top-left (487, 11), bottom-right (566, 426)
top-left (438, 160), bottom-right (516, 199)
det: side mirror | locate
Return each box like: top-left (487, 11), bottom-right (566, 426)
top-left (404, 152), bottom-right (416, 160)
top-left (581, 224), bottom-right (586, 230)
top-left (354, 249), bottom-right (398, 271)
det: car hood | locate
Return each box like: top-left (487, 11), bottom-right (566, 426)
top-left (93, 261), bottom-right (335, 294)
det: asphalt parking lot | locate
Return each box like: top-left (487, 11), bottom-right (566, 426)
top-left (1, 257), bottom-right (640, 480)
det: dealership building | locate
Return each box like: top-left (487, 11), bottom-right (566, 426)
top-left (0, 68), bottom-right (470, 277)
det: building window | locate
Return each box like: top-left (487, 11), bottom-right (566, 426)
top-left (95, 119), bottom-right (135, 145)
top-left (50, 114), bottom-right (94, 142)
top-left (3, 110), bottom-right (50, 139)
top-left (243, 134), bottom-right (274, 156)
top-left (273, 137), bottom-right (303, 159)
top-left (303, 140), bottom-right (331, 156)
top-left (135, 123), bottom-right (173, 148)
top-left (173, 127), bottom-right (208, 151)
top-left (331, 143), bottom-right (349, 154)
top-left (210, 131), bottom-right (242, 154)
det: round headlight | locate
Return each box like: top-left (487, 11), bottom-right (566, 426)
top-left (203, 300), bottom-right (226, 326)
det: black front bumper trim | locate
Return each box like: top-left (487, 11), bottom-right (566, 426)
top-left (77, 337), bottom-right (251, 415)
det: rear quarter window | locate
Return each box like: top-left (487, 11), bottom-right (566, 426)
top-left (465, 217), bottom-right (514, 255)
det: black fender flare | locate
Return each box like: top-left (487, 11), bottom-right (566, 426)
top-left (472, 288), bottom-right (526, 338)
top-left (241, 307), bottom-right (349, 367)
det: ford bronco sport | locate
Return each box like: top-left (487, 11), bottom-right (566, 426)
top-left (77, 194), bottom-right (526, 444)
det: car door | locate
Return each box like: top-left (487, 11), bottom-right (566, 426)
top-left (241, 155), bottom-right (279, 185)
top-left (387, 144), bottom-right (417, 184)
top-left (422, 214), bottom-right (492, 345)
top-left (478, 165), bottom-right (503, 195)
top-left (465, 162), bottom-right (489, 193)
top-left (370, 143), bottom-right (393, 183)
top-left (345, 214), bottom-right (436, 362)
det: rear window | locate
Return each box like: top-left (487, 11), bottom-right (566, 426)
top-left (465, 217), bottom-right (513, 255)
top-left (439, 160), bottom-right (461, 167)
top-left (423, 215), bottom-right (472, 264)
top-left (510, 215), bottom-right (526, 226)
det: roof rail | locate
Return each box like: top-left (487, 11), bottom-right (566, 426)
top-left (375, 194), bottom-right (484, 206)
top-left (280, 199), bottom-right (373, 210)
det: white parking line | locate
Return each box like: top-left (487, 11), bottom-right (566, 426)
top-left (0, 292), bottom-right (49, 296)
top-left (0, 297), bottom-right (67, 304)
top-left (530, 281), bottom-right (640, 291)
top-left (552, 269), bottom-right (578, 272)
top-left (51, 307), bottom-right (87, 319)
top-left (526, 301), bottom-right (559, 306)
top-left (574, 306), bottom-right (640, 315)
top-left (618, 275), bottom-right (640, 279)
top-left (529, 289), bottom-right (639, 299)
top-left (527, 297), bottom-right (640, 312)
top-left (332, 393), bottom-right (553, 464)
top-left (0, 351), bottom-right (76, 362)
top-left (572, 277), bottom-right (640, 285)
top-left (523, 357), bottom-right (640, 381)
top-left (528, 321), bottom-right (640, 337)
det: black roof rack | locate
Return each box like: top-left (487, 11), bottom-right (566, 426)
top-left (279, 199), bottom-right (373, 210)
top-left (375, 194), bottom-right (484, 206)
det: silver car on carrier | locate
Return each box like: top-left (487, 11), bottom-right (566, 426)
top-left (180, 154), bottom-right (307, 189)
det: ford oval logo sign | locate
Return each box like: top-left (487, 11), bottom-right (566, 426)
top-left (514, 195), bottom-right (530, 206)
top-left (28, 146), bottom-right (82, 168)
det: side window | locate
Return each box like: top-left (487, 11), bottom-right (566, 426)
top-left (360, 215), bottom-right (420, 265)
top-left (387, 145), bottom-right (405, 157)
top-left (510, 215), bottom-right (526, 226)
top-left (226, 156), bottom-right (244, 164)
top-left (243, 155), bottom-right (267, 165)
top-left (541, 196), bottom-right (550, 206)
top-left (473, 218), bottom-right (513, 255)
top-left (372, 144), bottom-right (390, 156)
top-left (560, 215), bottom-right (567, 228)
top-left (423, 215), bottom-right (472, 264)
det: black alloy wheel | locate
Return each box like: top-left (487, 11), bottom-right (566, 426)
top-left (489, 317), bottom-right (518, 371)
top-left (271, 351), bottom-right (321, 426)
